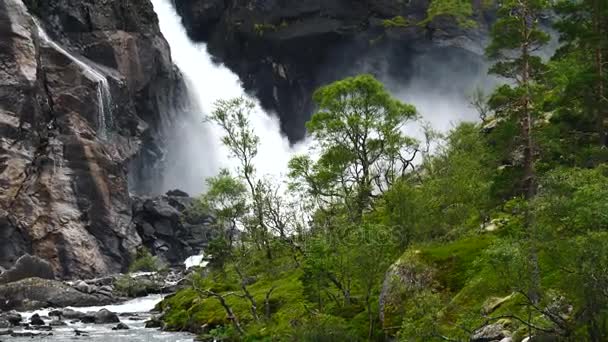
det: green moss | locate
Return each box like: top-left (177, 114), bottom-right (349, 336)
top-left (418, 235), bottom-right (494, 292)
top-left (382, 16), bottom-right (410, 28)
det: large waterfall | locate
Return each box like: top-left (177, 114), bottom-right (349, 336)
top-left (152, 0), bottom-right (305, 194)
top-left (34, 20), bottom-right (113, 139)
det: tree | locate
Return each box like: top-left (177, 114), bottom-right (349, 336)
top-left (554, 0), bottom-right (608, 149)
top-left (208, 97), bottom-right (273, 259)
top-left (289, 74), bottom-right (419, 221)
top-left (198, 169), bottom-right (247, 268)
top-left (486, 0), bottom-right (550, 303)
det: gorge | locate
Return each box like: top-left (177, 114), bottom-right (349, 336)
top-left (0, 0), bottom-right (512, 341)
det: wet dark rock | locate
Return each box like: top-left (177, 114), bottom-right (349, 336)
top-left (93, 309), bottom-right (119, 324)
top-left (0, 255), bottom-right (55, 285)
top-left (131, 192), bottom-right (215, 266)
top-left (51, 308), bottom-right (86, 321)
top-left (145, 316), bottom-right (163, 328)
top-left (0, 278), bottom-right (114, 311)
top-left (29, 314), bottom-right (45, 326)
top-left (0, 311), bottom-right (22, 326)
top-left (112, 322), bottom-right (130, 330)
top-left (74, 329), bottom-right (88, 336)
top-left (0, 320), bottom-right (8, 329)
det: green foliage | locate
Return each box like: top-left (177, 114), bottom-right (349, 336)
top-left (159, 6), bottom-right (608, 335)
top-left (129, 248), bottom-right (163, 273)
top-left (382, 16), bottom-right (410, 28)
top-left (423, 0), bottom-right (477, 28)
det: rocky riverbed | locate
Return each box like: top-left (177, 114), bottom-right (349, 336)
top-left (1, 295), bottom-right (194, 342)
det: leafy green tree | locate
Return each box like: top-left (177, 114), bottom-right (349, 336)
top-left (198, 169), bottom-right (247, 268)
top-left (208, 97), bottom-right (273, 259)
top-left (289, 74), bottom-right (418, 220)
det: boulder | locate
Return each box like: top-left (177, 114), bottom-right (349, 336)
top-left (0, 255), bottom-right (55, 285)
top-left (471, 323), bottom-right (511, 342)
top-left (50, 308), bottom-right (86, 321)
top-left (0, 320), bottom-right (8, 329)
top-left (131, 194), bottom-right (214, 266)
top-left (379, 252), bottom-right (436, 333)
top-left (0, 312), bottom-right (22, 326)
top-left (112, 322), bottom-right (130, 330)
top-left (29, 313), bottom-right (45, 326)
top-left (145, 316), bottom-right (163, 328)
top-left (74, 280), bottom-right (94, 294)
top-left (0, 278), bottom-right (114, 311)
top-left (93, 309), bottom-right (119, 324)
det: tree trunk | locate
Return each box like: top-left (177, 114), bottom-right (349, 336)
top-left (520, 0), bottom-right (541, 304)
top-left (593, 0), bottom-right (607, 147)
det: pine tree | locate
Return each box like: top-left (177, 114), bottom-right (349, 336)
top-left (486, 0), bottom-right (551, 304)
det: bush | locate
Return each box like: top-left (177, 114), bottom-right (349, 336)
top-left (129, 248), bottom-right (163, 273)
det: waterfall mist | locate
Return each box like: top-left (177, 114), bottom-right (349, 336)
top-left (152, 0), bottom-right (497, 195)
top-left (152, 0), bottom-right (306, 195)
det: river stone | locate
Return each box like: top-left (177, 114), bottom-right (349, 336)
top-left (0, 320), bottom-right (8, 329)
top-left (112, 322), bottom-right (130, 330)
top-left (29, 314), bottom-right (45, 326)
top-left (0, 311), bottom-right (21, 325)
top-left (93, 309), bottom-right (119, 324)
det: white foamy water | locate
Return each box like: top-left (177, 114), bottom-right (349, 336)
top-left (34, 19), bottom-right (113, 139)
top-left (152, 0), bottom-right (309, 194)
top-left (14, 295), bottom-right (194, 342)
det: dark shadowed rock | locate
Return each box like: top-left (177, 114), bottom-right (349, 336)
top-left (0, 255), bottom-right (55, 285)
top-left (131, 194), bottom-right (214, 266)
top-left (0, 312), bottom-right (21, 326)
top-left (93, 309), bottom-right (119, 324)
top-left (112, 322), bottom-right (130, 330)
top-left (0, 320), bottom-right (8, 329)
top-left (52, 308), bottom-right (85, 321)
top-left (0, 278), bottom-right (114, 311)
top-left (29, 313), bottom-right (45, 326)
top-left (166, 189), bottom-right (189, 197)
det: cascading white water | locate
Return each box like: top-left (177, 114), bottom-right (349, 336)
top-left (34, 20), bottom-right (113, 139)
top-left (152, 0), bottom-right (306, 194)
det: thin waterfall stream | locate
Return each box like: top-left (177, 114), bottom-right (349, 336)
top-left (34, 20), bottom-right (113, 139)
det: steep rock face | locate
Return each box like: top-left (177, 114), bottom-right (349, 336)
top-left (173, 0), bottom-right (493, 142)
top-left (0, 0), bottom-right (183, 278)
top-left (131, 191), bottom-right (215, 266)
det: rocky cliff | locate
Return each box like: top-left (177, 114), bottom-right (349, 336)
top-left (173, 0), bottom-right (493, 142)
top-left (0, 0), bottom-right (185, 278)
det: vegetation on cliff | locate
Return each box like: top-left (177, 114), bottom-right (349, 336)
top-left (159, 0), bottom-right (608, 340)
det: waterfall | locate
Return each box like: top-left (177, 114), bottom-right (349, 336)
top-left (151, 0), bottom-right (307, 195)
top-left (34, 20), bottom-right (113, 139)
